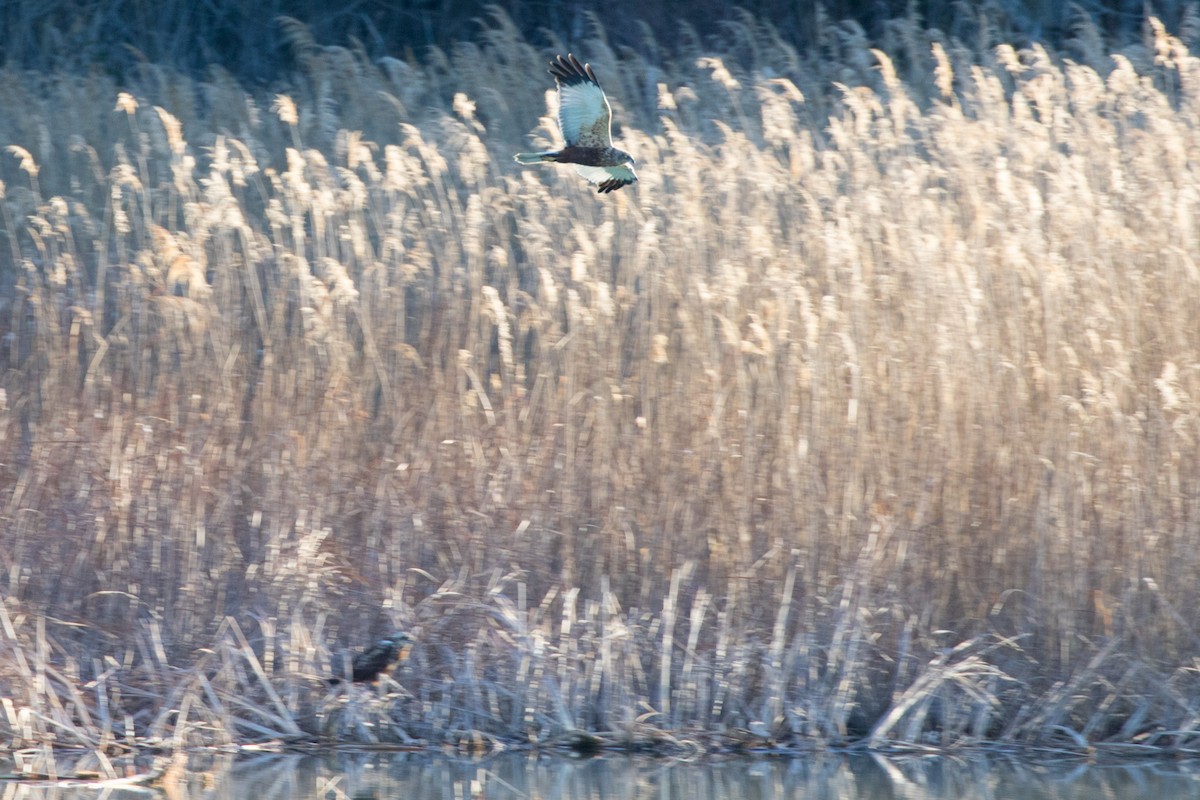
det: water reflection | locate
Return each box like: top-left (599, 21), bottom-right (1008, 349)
top-left (5, 750), bottom-right (1200, 800)
top-left (235, 752), bottom-right (1200, 800)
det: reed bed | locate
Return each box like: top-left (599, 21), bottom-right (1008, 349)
top-left (3, 9), bottom-right (1200, 756)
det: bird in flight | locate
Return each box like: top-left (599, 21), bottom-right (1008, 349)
top-left (327, 631), bottom-right (414, 685)
top-left (514, 54), bottom-right (638, 194)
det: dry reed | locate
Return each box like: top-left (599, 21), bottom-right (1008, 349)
top-left (3, 9), bottom-right (1200, 754)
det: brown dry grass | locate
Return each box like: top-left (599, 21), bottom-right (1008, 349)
top-left (3, 11), bottom-right (1200, 754)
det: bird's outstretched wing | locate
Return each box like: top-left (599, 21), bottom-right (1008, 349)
top-left (549, 53), bottom-right (614, 149)
top-left (574, 164), bottom-right (638, 193)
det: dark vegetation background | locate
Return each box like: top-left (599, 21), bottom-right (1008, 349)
top-left (0, 0), bottom-right (1183, 83)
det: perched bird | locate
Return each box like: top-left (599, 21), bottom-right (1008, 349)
top-left (514, 53), bottom-right (638, 194)
top-left (328, 631), bottom-right (414, 685)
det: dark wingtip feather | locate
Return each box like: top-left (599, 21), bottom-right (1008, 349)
top-left (596, 178), bottom-right (634, 193)
top-left (548, 53), bottom-right (598, 87)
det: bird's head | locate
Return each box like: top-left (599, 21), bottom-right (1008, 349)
top-left (385, 631), bottom-right (415, 660)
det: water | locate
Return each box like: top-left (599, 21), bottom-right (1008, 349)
top-left (6, 751), bottom-right (1200, 799)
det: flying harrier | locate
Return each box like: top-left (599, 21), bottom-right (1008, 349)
top-left (514, 54), bottom-right (638, 194)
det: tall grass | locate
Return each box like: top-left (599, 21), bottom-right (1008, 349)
top-left (3, 9), bottom-right (1200, 753)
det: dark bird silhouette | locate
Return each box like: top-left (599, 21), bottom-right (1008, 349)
top-left (328, 631), bottom-right (413, 685)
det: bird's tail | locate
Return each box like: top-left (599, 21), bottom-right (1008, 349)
top-left (514, 151), bottom-right (557, 164)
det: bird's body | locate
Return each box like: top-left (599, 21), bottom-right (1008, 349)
top-left (514, 53), bottom-right (638, 193)
top-left (328, 632), bottom-right (413, 685)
